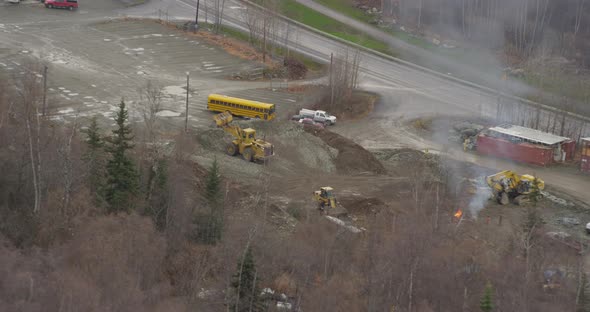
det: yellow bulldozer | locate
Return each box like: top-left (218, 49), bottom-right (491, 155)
top-left (213, 112), bottom-right (274, 163)
top-left (314, 187), bottom-right (337, 213)
top-left (486, 170), bottom-right (545, 205)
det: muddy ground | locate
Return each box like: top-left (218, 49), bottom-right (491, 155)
top-left (3, 4), bottom-right (590, 295)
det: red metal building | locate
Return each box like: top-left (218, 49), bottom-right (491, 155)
top-left (476, 124), bottom-right (575, 166)
top-left (582, 138), bottom-right (590, 173)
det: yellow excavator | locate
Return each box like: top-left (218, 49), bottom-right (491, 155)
top-left (486, 170), bottom-right (545, 205)
top-left (213, 112), bottom-right (274, 162)
top-left (314, 187), bottom-right (337, 213)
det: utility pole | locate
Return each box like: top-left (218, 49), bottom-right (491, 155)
top-left (185, 72), bottom-right (190, 132)
top-left (42, 65), bottom-right (48, 116)
top-left (330, 53), bottom-right (334, 108)
top-left (195, 0), bottom-right (200, 33)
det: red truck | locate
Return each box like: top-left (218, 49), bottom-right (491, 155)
top-left (45, 0), bottom-right (78, 10)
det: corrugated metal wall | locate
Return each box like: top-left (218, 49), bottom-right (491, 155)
top-left (476, 135), bottom-right (554, 166)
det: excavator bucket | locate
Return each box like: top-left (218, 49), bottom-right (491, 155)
top-left (213, 112), bottom-right (233, 127)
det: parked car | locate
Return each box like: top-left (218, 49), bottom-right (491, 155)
top-left (45, 0), bottom-right (78, 10)
top-left (299, 118), bottom-right (324, 129)
top-left (8, 0), bottom-right (21, 4)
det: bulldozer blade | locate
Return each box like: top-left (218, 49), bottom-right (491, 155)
top-left (214, 112), bottom-right (233, 127)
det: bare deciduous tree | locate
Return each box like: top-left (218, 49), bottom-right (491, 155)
top-left (328, 49), bottom-right (362, 111)
top-left (14, 62), bottom-right (45, 214)
top-left (212, 0), bottom-right (227, 34)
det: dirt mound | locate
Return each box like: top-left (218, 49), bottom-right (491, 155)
top-left (196, 120), bottom-right (338, 176)
top-left (373, 148), bottom-right (426, 162)
top-left (304, 127), bottom-right (386, 175)
top-left (339, 196), bottom-right (387, 215)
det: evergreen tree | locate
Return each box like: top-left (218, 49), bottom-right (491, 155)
top-left (205, 157), bottom-right (222, 207)
top-left (105, 100), bottom-right (138, 213)
top-left (145, 157), bottom-right (168, 231)
top-left (231, 247), bottom-right (263, 312)
top-left (578, 273), bottom-right (590, 312)
top-left (82, 117), bottom-right (106, 204)
top-left (480, 282), bottom-right (494, 312)
top-left (194, 158), bottom-right (224, 244)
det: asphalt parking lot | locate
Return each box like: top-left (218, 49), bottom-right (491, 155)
top-left (0, 3), bottom-right (303, 128)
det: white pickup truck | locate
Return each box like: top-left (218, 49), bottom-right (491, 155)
top-left (297, 109), bottom-right (337, 125)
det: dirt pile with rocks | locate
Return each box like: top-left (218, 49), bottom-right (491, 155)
top-left (339, 196), bottom-right (388, 215)
top-left (194, 120), bottom-right (339, 177)
top-left (304, 127), bottom-right (386, 175)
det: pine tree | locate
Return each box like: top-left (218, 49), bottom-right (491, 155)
top-left (105, 100), bottom-right (138, 213)
top-left (231, 247), bottom-right (263, 312)
top-left (145, 157), bottom-right (168, 231)
top-left (480, 282), bottom-right (494, 312)
top-left (82, 117), bottom-right (106, 204)
top-left (194, 158), bottom-right (224, 244)
top-left (577, 273), bottom-right (590, 312)
top-left (205, 157), bottom-right (222, 207)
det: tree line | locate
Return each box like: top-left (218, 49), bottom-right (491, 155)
top-left (381, 0), bottom-right (590, 64)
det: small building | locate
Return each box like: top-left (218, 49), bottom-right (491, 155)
top-left (476, 124), bottom-right (576, 166)
top-left (582, 138), bottom-right (590, 173)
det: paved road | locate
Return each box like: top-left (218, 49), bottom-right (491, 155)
top-left (125, 0), bottom-right (589, 135)
top-left (292, 0), bottom-right (521, 92)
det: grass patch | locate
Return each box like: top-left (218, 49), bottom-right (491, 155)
top-left (206, 22), bottom-right (326, 72)
top-left (522, 70), bottom-right (590, 104)
top-left (312, 0), bottom-right (436, 50)
top-left (218, 25), bottom-right (250, 43)
top-left (315, 0), bottom-right (374, 23)
top-left (122, 0), bottom-right (146, 7)
top-left (262, 0), bottom-right (394, 56)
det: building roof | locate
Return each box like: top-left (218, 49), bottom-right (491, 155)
top-left (583, 137), bottom-right (590, 142)
top-left (488, 124), bottom-right (571, 146)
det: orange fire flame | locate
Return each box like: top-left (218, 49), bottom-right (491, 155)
top-left (454, 209), bottom-right (463, 219)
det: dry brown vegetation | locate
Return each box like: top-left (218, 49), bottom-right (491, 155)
top-left (0, 65), bottom-right (584, 312)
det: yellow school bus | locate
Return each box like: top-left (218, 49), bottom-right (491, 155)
top-left (207, 94), bottom-right (276, 120)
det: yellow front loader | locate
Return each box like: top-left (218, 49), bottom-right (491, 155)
top-left (486, 170), bottom-right (544, 205)
top-left (213, 112), bottom-right (274, 162)
top-left (314, 187), bottom-right (337, 213)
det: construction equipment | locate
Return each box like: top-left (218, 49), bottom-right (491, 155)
top-left (313, 187), bottom-right (337, 213)
top-left (213, 112), bottom-right (274, 162)
top-left (486, 170), bottom-right (545, 205)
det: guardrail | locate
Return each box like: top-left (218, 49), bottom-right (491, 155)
top-left (239, 0), bottom-right (590, 124)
